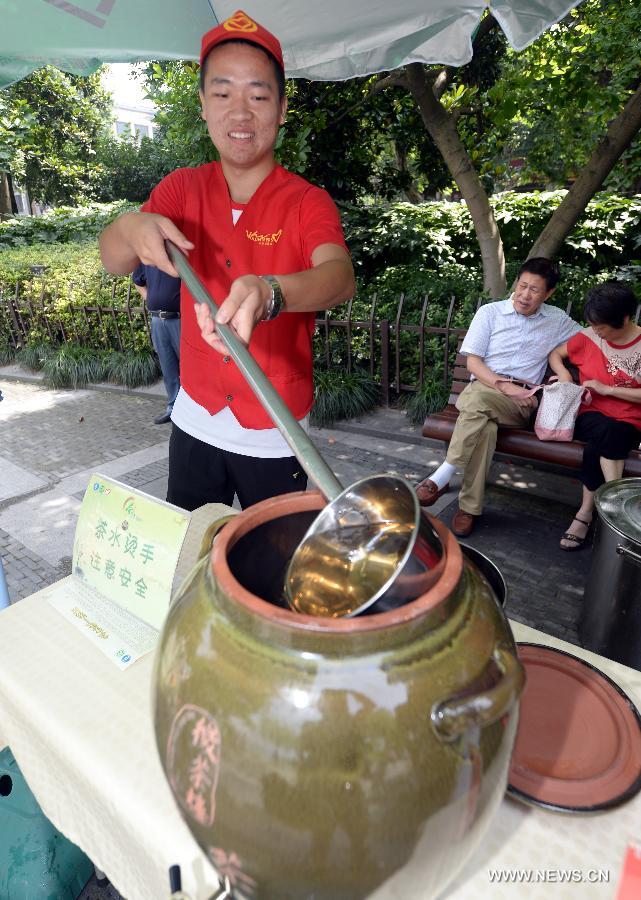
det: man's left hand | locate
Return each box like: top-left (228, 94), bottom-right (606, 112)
top-left (194, 275), bottom-right (272, 354)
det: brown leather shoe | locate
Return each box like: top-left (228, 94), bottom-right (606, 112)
top-left (451, 508), bottom-right (476, 537)
top-left (415, 478), bottom-right (449, 507)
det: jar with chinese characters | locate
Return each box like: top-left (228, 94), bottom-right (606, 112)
top-left (153, 491), bottom-right (523, 899)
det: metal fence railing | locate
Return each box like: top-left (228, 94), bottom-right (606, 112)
top-left (1, 278), bottom-right (600, 405)
top-left (313, 293), bottom-right (476, 405)
top-left (0, 278), bottom-right (151, 352)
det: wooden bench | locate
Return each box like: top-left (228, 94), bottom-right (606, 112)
top-left (422, 344), bottom-right (641, 477)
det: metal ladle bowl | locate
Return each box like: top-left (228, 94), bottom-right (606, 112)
top-left (168, 243), bottom-right (443, 617)
top-left (286, 474), bottom-right (444, 616)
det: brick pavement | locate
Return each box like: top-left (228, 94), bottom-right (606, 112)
top-left (1, 371), bottom-right (591, 643)
top-left (0, 526), bottom-right (66, 601)
top-left (312, 424), bottom-right (589, 645)
top-left (0, 379), bottom-right (166, 481)
top-left (437, 485), bottom-right (590, 645)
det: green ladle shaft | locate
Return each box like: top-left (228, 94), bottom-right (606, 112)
top-left (166, 241), bottom-right (343, 502)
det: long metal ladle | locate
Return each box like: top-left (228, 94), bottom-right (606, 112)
top-left (167, 242), bottom-right (443, 617)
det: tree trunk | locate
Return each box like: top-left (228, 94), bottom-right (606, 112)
top-left (405, 63), bottom-right (506, 297)
top-left (528, 81), bottom-right (641, 261)
top-left (0, 171), bottom-right (12, 218)
top-left (394, 142), bottom-right (423, 203)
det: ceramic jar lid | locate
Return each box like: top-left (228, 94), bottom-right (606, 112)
top-left (508, 643), bottom-right (641, 813)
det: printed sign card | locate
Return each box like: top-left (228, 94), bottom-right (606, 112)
top-left (47, 474), bottom-right (190, 669)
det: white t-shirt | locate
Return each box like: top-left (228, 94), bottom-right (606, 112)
top-left (171, 388), bottom-right (308, 458)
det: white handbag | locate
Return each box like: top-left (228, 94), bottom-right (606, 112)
top-left (533, 380), bottom-right (591, 442)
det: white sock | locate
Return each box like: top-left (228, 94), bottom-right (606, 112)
top-left (428, 461), bottom-right (456, 490)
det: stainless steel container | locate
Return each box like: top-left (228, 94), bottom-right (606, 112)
top-left (459, 542), bottom-right (507, 609)
top-left (580, 477), bottom-right (641, 670)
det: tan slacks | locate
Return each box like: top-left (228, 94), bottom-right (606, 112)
top-left (446, 381), bottom-right (532, 515)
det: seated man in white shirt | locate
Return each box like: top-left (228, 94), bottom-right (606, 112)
top-left (416, 258), bottom-right (580, 536)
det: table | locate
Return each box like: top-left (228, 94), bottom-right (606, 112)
top-left (0, 549), bottom-right (639, 898)
top-left (0, 503), bottom-right (232, 900)
top-left (446, 620), bottom-right (641, 900)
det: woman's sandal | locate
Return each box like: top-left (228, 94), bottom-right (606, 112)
top-left (560, 515), bottom-right (592, 552)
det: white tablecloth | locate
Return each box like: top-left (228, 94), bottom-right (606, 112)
top-left (0, 503), bottom-right (234, 900)
top-left (0, 529), bottom-right (639, 899)
top-left (446, 621), bottom-right (641, 899)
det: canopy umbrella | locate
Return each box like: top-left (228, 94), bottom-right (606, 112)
top-left (0, 1), bottom-right (585, 88)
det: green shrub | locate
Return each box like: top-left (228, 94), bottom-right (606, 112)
top-left (341, 199), bottom-right (469, 281)
top-left (341, 190), bottom-right (641, 282)
top-left (105, 349), bottom-right (160, 388)
top-left (41, 344), bottom-right (110, 389)
top-left (0, 343), bottom-right (15, 365)
top-left (0, 201), bottom-right (135, 249)
top-left (16, 341), bottom-right (56, 371)
top-left (405, 378), bottom-right (450, 425)
top-left (356, 262), bottom-right (483, 322)
top-left (0, 241), bottom-right (104, 289)
top-left (0, 241), bottom-right (148, 353)
top-left (311, 368), bottom-right (379, 426)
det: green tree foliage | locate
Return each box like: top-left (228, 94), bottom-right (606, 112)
top-left (140, 61), bottom-right (453, 203)
top-left (483, 0), bottom-right (641, 192)
top-left (142, 61), bottom-right (215, 167)
top-left (93, 135), bottom-right (186, 203)
top-left (0, 66), bottom-right (111, 206)
top-left (282, 79), bottom-right (452, 203)
top-left (0, 98), bottom-right (33, 198)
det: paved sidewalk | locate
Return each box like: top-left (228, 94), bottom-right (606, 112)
top-left (0, 367), bottom-right (595, 899)
top-left (1, 368), bottom-right (590, 643)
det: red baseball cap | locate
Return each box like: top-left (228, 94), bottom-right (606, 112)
top-left (200, 9), bottom-right (284, 74)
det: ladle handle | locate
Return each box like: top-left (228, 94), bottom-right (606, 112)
top-left (166, 241), bottom-right (343, 502)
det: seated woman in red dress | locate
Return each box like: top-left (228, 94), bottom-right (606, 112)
top-left (549, 282), bottom-right (641, 550)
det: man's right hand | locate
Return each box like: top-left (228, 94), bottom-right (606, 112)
top-left (100, 211), bottom-right (194, 277)
top-left (123, 212), bottom-right (194, 276)
top-left (496, 380), bottom-right (538, 409)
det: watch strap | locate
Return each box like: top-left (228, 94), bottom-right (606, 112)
top-left (261, 275), bottom-right (284, 321)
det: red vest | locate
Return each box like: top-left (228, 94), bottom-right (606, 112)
top-left (144, 163), bottom-right (341, 428)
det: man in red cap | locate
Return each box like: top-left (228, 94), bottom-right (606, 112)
top-left (100, 10), bottom-right (355, 511)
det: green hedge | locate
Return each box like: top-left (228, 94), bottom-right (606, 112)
top-left (0, 240), bottom-right (145, 352)
top-left (342, 190), bottom-right (641, 281)
top-left (2, 189), bottom-right (640, 397)
top-left (0, 201), bottom-right (135, 249)
top-left (0, 241), bottom-right (105, 289)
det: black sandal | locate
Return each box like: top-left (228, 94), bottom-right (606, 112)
top-left (560, 515), bottom-right (592, 552)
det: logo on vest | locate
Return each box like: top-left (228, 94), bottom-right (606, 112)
top-left (223, 11), bottom-right (258, 33)
top-left (246, 228), bottom-right (282, 246)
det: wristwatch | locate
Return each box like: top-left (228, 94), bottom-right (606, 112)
top-left (261, 275), bottom-right (284, 321)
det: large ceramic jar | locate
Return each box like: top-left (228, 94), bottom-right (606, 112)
top-left (153, 492), bottom-right (524, 900)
